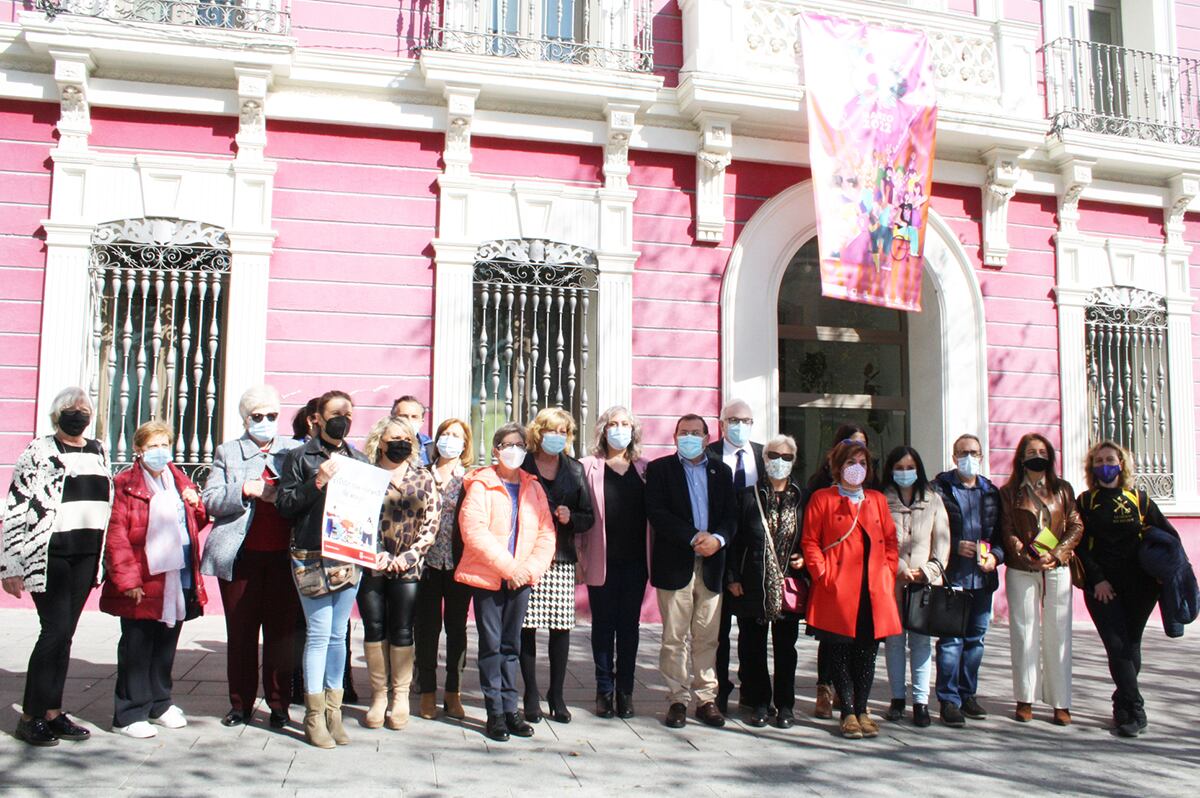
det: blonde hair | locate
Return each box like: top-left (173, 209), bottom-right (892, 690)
top-left (364, 417), bottom-right (418, 466)
top-left (434, 418), bottom-right (474, 466)
top-left (1083, 440), bottom-right (1137, 492)
top-left (527, 407), bottom-right (576, 454)
top-left (133, 420), bottom-right (173, 450)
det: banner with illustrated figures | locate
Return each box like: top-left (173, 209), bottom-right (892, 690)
top-left (321, 454), bottom-right (392, 566)
top-left (799, 13), bottom-right (937, 312)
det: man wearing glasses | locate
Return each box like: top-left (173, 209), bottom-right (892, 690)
top-left (706, 399), bottom-right (766, 715)
top-left (930, 433), bottom-right (1003, 729)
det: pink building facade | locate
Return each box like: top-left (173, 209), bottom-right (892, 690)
top-left (4, 0), bottom-right (1200, 617)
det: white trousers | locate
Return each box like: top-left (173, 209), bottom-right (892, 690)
top-left (1005, 566), bottom-right (1073, 709)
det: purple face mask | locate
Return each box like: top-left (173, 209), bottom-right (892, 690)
top-left (1093, 463), bottom-right (1121, 485)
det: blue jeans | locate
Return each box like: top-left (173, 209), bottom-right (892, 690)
top-left (884, 629), bottom-right (932, 704)
top-left (298, 582), bottom-right (360, 695)
top-left (935, 586), bottom-right (993, 706)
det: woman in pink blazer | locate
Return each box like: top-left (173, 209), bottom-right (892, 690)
top-left (578, 406), bottom-right (651, 720)
top-left (456, 422), bottom-right (555, 742)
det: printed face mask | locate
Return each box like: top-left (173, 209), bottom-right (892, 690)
top-left (842, 463), bottom-right (867, 487)
top-left (766, 457), bottom-right (794, 480)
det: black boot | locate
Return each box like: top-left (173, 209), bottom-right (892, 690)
top-left (505, 712), bottom-right (534, 737)
top-left (519, 628), bottom-right (542, 722)
top-left (546, 630), bottom-right (572, 723)
top-left (616, 692), bottom-right (635, 719)
top-left (485, 714), bottom-right (510, 742)
top-left (596, 693), bottom-right (615, 718)
top-left (913, 703), bottom-right (931, 728)
top-left (342, 630), bottom-right (358, 704)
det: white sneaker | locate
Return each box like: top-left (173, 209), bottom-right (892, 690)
top-left (115, 721), bottom-right (158, 739)
top-left (150, 705), bottom-right (187, 729)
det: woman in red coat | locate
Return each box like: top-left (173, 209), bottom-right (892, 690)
top-left (802, 439), bottom-right (900, 740)
top-left (100, 421), bottom-right (207, 739)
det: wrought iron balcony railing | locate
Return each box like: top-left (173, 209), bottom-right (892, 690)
top-left (426, 0), bottom-right (654, 74)
top-left (1042, 37), bottom-right (1200, 146)
top-left (34, 0), bottom-right (290, 36)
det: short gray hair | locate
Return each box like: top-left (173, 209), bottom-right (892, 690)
top-left (766, 434), bottom-right (797, 453)
top-left (238, 384), bottom-right (281, 420)
top-left (492, 422), bottom-right (526, 450)
top-left (590, 405), bottom-right (643, 462)
top-left (49, 386), bottom-right (91, 429)
top-left (720, 398), bottom-right (752, 420)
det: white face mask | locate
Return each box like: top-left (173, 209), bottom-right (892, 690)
top-left (498, 446), bottom-right (527, 470)
top-left (437, 435), bottom-right (465, 459)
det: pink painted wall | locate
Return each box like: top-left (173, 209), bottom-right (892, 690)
top-left (946, 0), bottom-right (975, 14)
top-left (471, 135), bottom-right (603, 187)
top-left (1003, 0), bottom-right (1042, 26)
top-left (652, 0), bottom-right (682, 89)
top-left (89, 106), bottom-right (236, 157)
top-left (1179, 0), bottom-right (1200, 60)
top-left (289, 0), bottom-right (430, 56)
top-left (265, 119), bottom-right (442, 439)
top-left (0, 100), bottom-right (55, 490)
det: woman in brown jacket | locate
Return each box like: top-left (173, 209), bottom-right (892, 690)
top-left (998, 433), bottom-right (1082, 726)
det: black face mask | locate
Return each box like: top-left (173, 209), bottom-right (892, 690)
top-left (323, 415), bottom-right (351, 441)
top-left (385, 439), bottom-right (413, 463)
top-left (1024, 456), bottom-right (1051, 474)
top-left (58, 409), bottom-right (90, 437)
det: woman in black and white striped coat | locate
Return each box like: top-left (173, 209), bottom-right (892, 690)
top-left (1, 386), bottom-right (114, 747)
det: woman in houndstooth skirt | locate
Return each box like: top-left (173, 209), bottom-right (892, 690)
top-left (519, 408), bottom-right (595, 724)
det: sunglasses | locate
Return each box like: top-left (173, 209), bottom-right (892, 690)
top-left (766, 452), bottom-right (795, 462)
top-left (249, 413), bottom-right (279, 423)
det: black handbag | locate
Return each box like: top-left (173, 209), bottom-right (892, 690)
top-left (901, 560), bottom-right (970, 638)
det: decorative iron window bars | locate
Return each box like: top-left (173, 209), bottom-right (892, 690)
top-left (33, 0), bottom-right (290, 35)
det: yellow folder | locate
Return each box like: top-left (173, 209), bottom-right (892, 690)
top-left (1031, 527), bottom-right (1058, 553)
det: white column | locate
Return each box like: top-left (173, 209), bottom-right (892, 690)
top-left (223, 231), bottom-right (276, 438)
top-left (430, 239), bottom-right (478, 426)
top-left (35, 223), bottom-right (96, 436)
top-left (1053, 285), bottom-right (1090, 491)
top-left (595, 254), bottom-right (635, 413)
top-left (1165, 294), bottom-right (1197, 505)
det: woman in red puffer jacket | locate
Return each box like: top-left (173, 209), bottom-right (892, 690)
top-left (100, 421), bottom-right (207, 739)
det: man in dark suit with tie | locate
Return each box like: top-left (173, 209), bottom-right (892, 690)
top-left (646, 413), bottom-right (737, 729)
top-left (707, 399), bottom-right (766, 714)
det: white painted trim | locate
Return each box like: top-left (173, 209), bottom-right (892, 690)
top-left (719, 180), bottom-right (988, 465)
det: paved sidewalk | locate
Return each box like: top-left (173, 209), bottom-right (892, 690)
top-left (0, 607), bottom-right (1197, 796)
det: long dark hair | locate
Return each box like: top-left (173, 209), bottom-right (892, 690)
top-left (1006, 432), bottom-right (1062, 492)
top-left (882, 445), bottom-right (929, 501)
top-left (806, 422), bottom-right (872, 492)
top-left (292, 396), bottom-right (320, 440)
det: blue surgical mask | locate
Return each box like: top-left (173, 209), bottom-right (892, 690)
top-left (1093, 464), bottom-right (1121, 485)
top-left (141, 447), bottom-right (172, 472)
top-left (541, 432), bottom-right (568, 456)
top-left (893, 469), bottom-right (918, 488)
top-left (606, 425), bottom-right (632, 451)
top-left (956, 454), bottom-right (981, 479)
top-left (677, 434), bottom-right (705, 460)
top-left (437, 435), bottom-right (464, 459)
top-left (248, 419), bottom-right (277, 443)
top-left (726, 422), bottom-right (751, 448)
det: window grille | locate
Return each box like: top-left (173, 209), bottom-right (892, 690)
top-left (471, 238), bottom-right (598, 463)
top-left (1085, 286), bottom-right (1173, 498)
top-left (86, 218), bottom-right (231, 483)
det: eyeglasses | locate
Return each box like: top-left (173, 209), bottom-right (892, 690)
top-left (765, 452), bottom-right (795, 462)
top-left (724, 417), bottom-right (753, 425)
top-left (497, 442), bottom-right (527, 451)
top-left (249, 413), bottom-right (279, 423)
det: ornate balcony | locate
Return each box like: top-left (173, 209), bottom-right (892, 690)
top-left (33, 0), bottom-right (289, 36)
top-left (426, 0), bottom-right (654, 74)
top-left (1042, 38), bottom-right (1200, 147)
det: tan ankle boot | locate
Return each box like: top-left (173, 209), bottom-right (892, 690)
top-left (364, 642), bottom-right (389, 729)
top-left (443, 691), bottom-right (466, 720)
top-left (303, 693), bottom-right (335, 749)
top-left (815, 684), bottom-right (834, 720)
top-left (419, 692), bottom-right (438, 720)
top-left (387, 646), bottom-right (415, 730)
top-left (324, 688), bottom-right (350, 745)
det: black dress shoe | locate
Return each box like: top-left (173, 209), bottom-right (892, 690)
top-left (774, 708), bottom-right (794, 729)
top-left (485, 714), bottom-right (510, 742)
top-left (885, 698), bottom-right (906, 722)
top-left (961, 696), bottom-right (988, 720)
top-left (523, 693), bottom-right (543, 723)
top-left (269, 709), bottom-right (288, 729)
top-left (695, 701), bottom-right (726, 728)
top-left (616, 692), bottom-right (635, 719)
top-left (748, 705), bottom-right (770, 727)
top-left (913, 703), bottom-right (931, 728)
top-left (664, 702), bottom-right (687, 728)
top-left (221, 710), bottom-right (246, 727)
top-left (940, 701), bottom-right (966, 728)
top-left (47, 713), bottom-right (89, 741)
top-left (547, 696), bottom-right (572, 724)
top-left (715, 690), bottom-right (730, 715)
top-left (504, 712), bottom-right (534, 737)
top-left (15, 717), bottom-right (59, 747)
top-left (595, 693), bottom-right (615, 719)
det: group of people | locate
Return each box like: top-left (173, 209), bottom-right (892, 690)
top-left (1, 387), bottom-right (1190, 748)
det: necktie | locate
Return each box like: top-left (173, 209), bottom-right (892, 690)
top-left (734, 449), bottom-right (746, 490)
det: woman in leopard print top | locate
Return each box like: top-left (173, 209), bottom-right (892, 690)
top-left (357, 417), bottom-right (440, 730)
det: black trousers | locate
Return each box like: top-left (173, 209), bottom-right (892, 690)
top-left (828, 639), bottom-right (879, 718)
top-left (23, 552), bottom-right (98, 717)
top-left (474, 584), bottom-right (531, 715)
top-left (357, 570), bottom-right (420, 647)
top-left (114, 617), bottom-right (184, 727)
top-left (715, 600), bottom-right (737, 701)
top-left (737, 614), bottom-right (800, 711)
top-left (586, 559), bottom-right (648, 695)
top-left (1084, 575), bottom-right (1160, 723)
top-left (414, 566), bottom-right (472, 694)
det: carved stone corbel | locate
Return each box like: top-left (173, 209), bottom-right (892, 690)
top-left (604, 103), bottom-right (638, 191)
top-left (235, 67), bottom-right (272, 162)
top-left (1057, 158), bottom-right (1093, 237)
top-left (443, 85), bottom-right (479, 179)
top-left (980, 148), bottom-right (1022, 268)
top-left (51, 50), bottom-right (93, 152)
top-left (695, 113), bottom-right (735, 243)
top-left (1165, 172), bottom-right (1199, 248)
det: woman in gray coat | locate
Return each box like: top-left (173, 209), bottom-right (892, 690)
top-left (201, 385), bottom-right (301, 729)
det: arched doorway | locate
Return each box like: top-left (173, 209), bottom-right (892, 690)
top-left (721, 181), bottom-right (987, 472)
